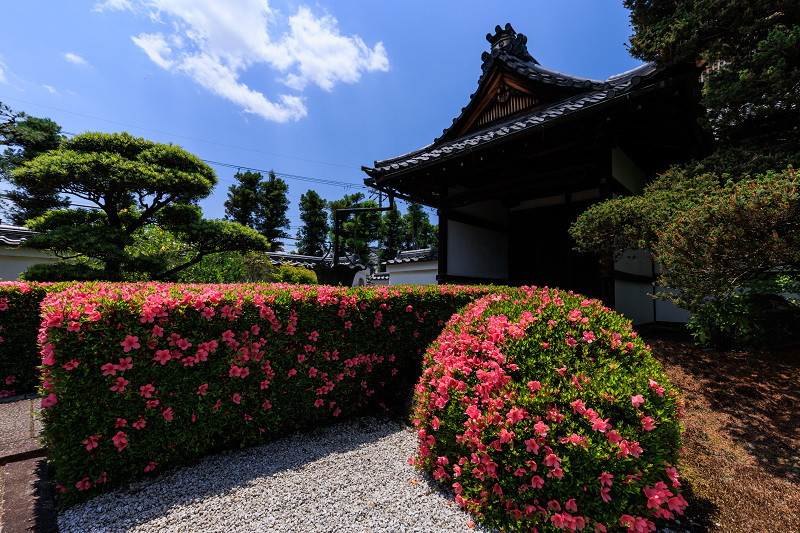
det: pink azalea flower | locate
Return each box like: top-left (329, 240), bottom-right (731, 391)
top-left (598, 472), bottom-right (614, 486)
top-left (41, 393), bottom-right (58, 407)
top-left (146, 399), bottom-right (159, 408)
top-left (112, 431), bottom-right (128, 451)
top-left (4, 375), bottom-right (15, 385)
top-left (314, 399), bottom-right (324, 407)
top-left (139, 383), bottom-right (155, 398)
top-left (152, 350), bottom-right (171, 365)
top-left (530, 475), bottom-right (544, 489)
top-left (533, 420), bottom-right (550, 436)
top-left (666, 467), bottom-right (682, 488)
top-left (83, 434), bottom-right (100, 451)
top-left (545, 453), bottom-right (561, 468)
top-left (144, 462), bottom-right (158, 472)
top-left (465, 405), bottom-right (481, 420)
top-left (582, 330), bottom-right (596, 343)
top-left (641, 416), bottom-right (655, 431)
top-left (566, 498), bottom-right (578, 512)
top-left (75, 477), bottom-right (91, 491)
top-left (601, 487), bottom-right (612, 502)
top-left (163, 407), bottom-right (173, 420)
top-left (344, 320), bottom-right (352, 329)
top-left (62, 359), bottom-right (80, 370)
top-left (631, 394), bottom-right (645, 407)
top-left (115, 418), bottom-right (127, 428)
top-left (592, 417), bottom-right (612, 433)
top-left (197, 383), bottom-right (209, 396)
top-left (308, 331), bottom-right (319, 341)
top-left (133, 419), bottom-right (146, 430)
top-left (95, 472), bottom-right (107, 484)
top-left (120, 335), bottom-right (140, 352)
top-left (110, 377), bottom-right (129, 393)
top-left (233, 393), bottom-right (241, 404)
top-left (116, 356), bottom-right (133, 371)
top-left (101, 363), bottom-right (117, 376)
top-left (571, 399), bottom-right (587, 414)
top-left (607, 430), bottom-right (623, 444)
top-left (527, 380), bottom-right (541, 393)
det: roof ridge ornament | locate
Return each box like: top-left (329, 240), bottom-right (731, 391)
top-left (484, 23), bottom-right (537, 64)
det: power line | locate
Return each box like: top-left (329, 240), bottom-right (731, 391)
top-left (203, 159), bottom-right (367, 190)
top-left (2, 95), bottom-right (359, 170)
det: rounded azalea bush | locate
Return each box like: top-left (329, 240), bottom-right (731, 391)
top-left (411, 287), bottom-right (687, 532)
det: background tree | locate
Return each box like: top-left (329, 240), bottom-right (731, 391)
top-left (224, 169), bottom-right (290, 251)
top-left (402, 203), bottom-right (437, 249)
top-left (378, 204), bottom-right (404, 269)
top-left (13, 131), bottom-right (269, 281)
top-left (0, 104), bottom-right (69, 225)
top-left (328, 192), bottom-right (380, 263)
top-left (296, 189), bottom-right (329, 256)
top-left (571, 1), bottom-right (800, 347)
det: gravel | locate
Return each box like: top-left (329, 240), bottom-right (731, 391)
top-left (57, 417), bottom-right (498, 533)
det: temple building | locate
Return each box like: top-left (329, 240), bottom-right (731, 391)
top-left (362, 24), bottom-right (709, 323)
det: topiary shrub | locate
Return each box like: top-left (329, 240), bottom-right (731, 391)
top-left (270, 265), bottom-right (318, 285)
top-left (411, 287), bottom-right (687, 532)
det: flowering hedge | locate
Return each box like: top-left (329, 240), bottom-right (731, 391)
top-left (411, 287), bottom-right (687, 532)
top-left (37, 282), bottom-right (490, 506)
top-left (0, 282), bottom-right (72, 398)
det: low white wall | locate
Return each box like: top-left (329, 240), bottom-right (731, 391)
top-left (0, 247), bottom-right (60, 281)
top-left (387, 262), bottom-right (438, 286)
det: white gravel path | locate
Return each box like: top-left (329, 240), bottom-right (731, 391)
top-left (57, 418), bottom-right (498, 533)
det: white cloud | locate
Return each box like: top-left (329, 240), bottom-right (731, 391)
top-left (131, 33), bottom-right (175, 69)
top-left (104, 0), bottom-right (389, 122)
top-left (0, 61), bottom-right (7, 84)
top-left (64, 52), bottom-right (90, 66)
top-left (43, 85), bottom-right (58, 94)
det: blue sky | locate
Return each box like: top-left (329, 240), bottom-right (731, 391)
top-left (0, 1), bottom-right (642, 251)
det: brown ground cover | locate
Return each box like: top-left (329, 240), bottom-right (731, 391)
top-left (644, 334), bottom-right (800, 533)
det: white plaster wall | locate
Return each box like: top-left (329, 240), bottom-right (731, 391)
top-left (654, 286), bottom-right (693, 323)
top-left (615, 280), bottom-right (656, 325)
top-left (352, 270), bottom-right (368, 287)
top-left (615, 249), bottom-right (653, 277)
top-left (0, 247), bottom-right (59, 281)
top-left (447, 220), bottom-right (508, 280)
top-left (386, 261), bottom-right (438, 285)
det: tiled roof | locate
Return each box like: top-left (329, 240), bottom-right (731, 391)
top-left (385, 248), bottom-right (438, 265)
top-left (267, 252), bottom-right (366, 271)
top-left (0, 224), bottom-right (34, 246)
top-left (365, 63), bottom-right (660, 178)
top-left (363, 24), bottom-right (664, 180)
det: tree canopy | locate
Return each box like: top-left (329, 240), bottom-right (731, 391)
top-left (0, 104), bottom-right (69, 224)
top-left (13, 131), bottom-right (269, 281)
top-left (224, 169), bottom-right (290, 251)
top-left (296, 189), bottom-right (329, 256)
top-left (571, 1), bottom-right (800, 347)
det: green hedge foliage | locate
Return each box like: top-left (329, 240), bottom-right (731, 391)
top-left (411, 287), bottom-right (686, 532)
top-left (0, 282), bottom-right (72, 398)
top-left (37, 282), bottom-right (489, 506)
